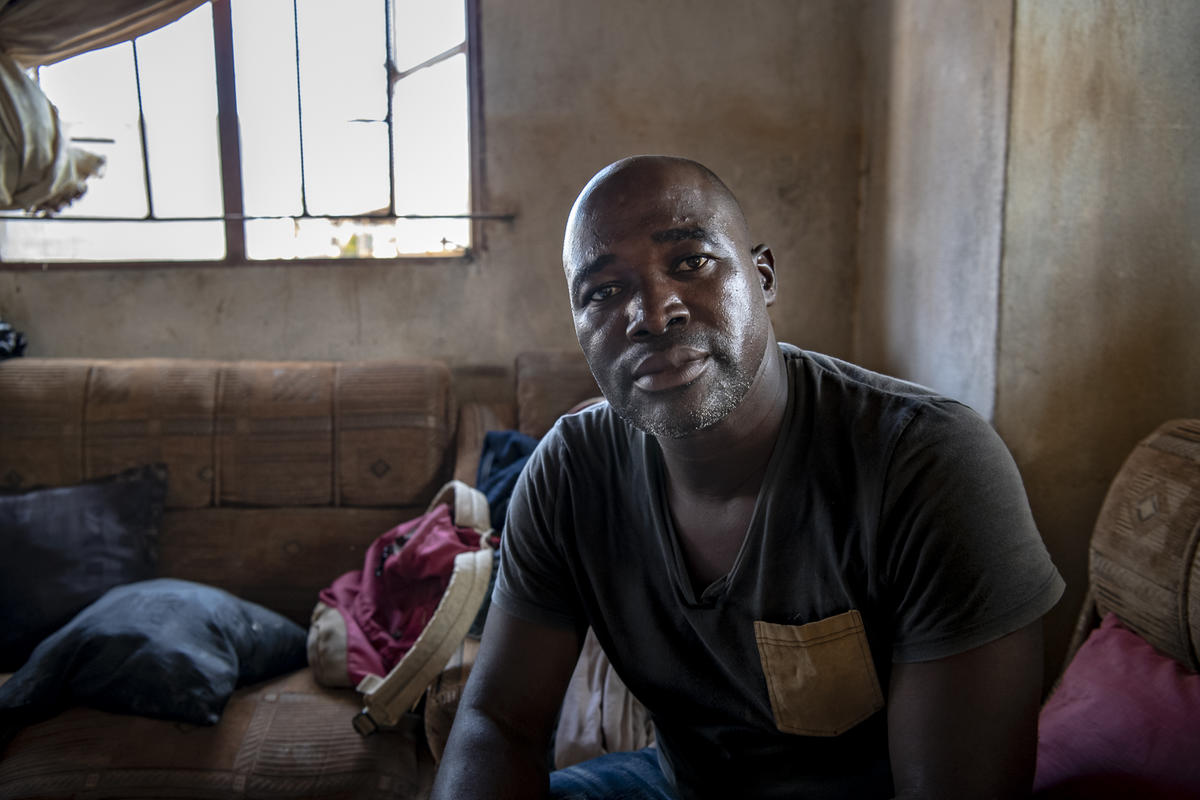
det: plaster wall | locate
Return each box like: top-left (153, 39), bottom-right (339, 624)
top-left (854, 0), bottom-right (1011, 418)
top-left (0, 0), bottom-right (864, 385)
top-left (997, 0), bottom-right (1200, 672)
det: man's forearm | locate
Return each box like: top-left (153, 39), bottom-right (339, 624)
top-left (431, 704), bottom-right (552, 800)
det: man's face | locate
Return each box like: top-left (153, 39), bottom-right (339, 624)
top-left (564, 162), bottom-right (776, 438)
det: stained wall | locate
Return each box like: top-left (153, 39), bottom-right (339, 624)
top-left (0, 0), bottom-right (865, 384)
top-left (996, 0), bottom-right (1200, 675)
top-left (855, 0), bottom-right (1200, 676)
top-left (855, 0), bottom-right (1012, 419)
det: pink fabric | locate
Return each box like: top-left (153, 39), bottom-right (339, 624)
top-left (318, 503), bottom-right (481, 684)
top-left (1034, 613), bottom-right (1200, 800)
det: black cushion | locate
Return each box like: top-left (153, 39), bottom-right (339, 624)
top-left (0, 464), bottom-right (166, 670)
top-left (0, 578), bottom-right (308, 726)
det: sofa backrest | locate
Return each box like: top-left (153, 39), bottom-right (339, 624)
top-left (0, 358), bottom-right (456, 623)
top-left (0, 358), bottom-right (455, 508)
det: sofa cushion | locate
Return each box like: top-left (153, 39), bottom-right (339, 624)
top-left (0, 358), bottom-right (455, 511)
top-left (0, 669), bottom-right (435, 800)
top-left (0, 359), bottom-right (92, 492)
top-left (217, 360), bottom-right (454, 508)
top-left (84, 360), bottom-right (222, 508)
top-left (335, 360), bottom-right (456, 507)
top-left (1034, 613), bottom-right (1200, 799)
top-left (0, 463), bottom-right (165, 670)
top-left (0, 578), bottom-right (307, 727)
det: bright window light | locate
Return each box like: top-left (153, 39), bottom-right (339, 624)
top-left (0, 0), bottom-right (473, 263)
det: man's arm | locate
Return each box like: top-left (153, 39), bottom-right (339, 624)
top-left (431, 604), bottom-right (583, 800)
top-left (887, 620), bottom-right (1044, 800)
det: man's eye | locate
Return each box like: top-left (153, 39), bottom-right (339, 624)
top-left (679, 255), bottom-right (710, 271)
top-left (587, 285), bottom-right (619, 303)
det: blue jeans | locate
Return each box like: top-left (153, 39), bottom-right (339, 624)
top-left (549, 747), bottom-right (678, 800)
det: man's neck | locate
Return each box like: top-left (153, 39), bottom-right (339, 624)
top-left (655, 339), bottom-right (789, 502)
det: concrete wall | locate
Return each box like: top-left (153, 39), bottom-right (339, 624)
top-left (0, 0), bottom-right (865, 392)
top-left (855, 0), bottom-right (1012, 419)
top-left (996, 1), bottom-right (1200, 675)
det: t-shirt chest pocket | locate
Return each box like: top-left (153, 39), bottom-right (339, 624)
top-left (753, 609), bottom-right (884, 736)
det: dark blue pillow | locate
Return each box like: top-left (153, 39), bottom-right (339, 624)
top-left (0, 579), bottom-right (307, 726)
top-left (0, 464), bottom-right (166, 670)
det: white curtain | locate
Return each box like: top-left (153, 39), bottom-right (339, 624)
top-left (0, 0), bottom-right (206, 213)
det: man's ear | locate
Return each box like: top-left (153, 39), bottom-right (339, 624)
top-left (752, 244), bottom-right (777, 306)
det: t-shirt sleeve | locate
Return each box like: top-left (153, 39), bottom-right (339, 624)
top-left (882, 401), bottom-right (1065, 663)
top-left (491, 425), bottom-right (586, 632)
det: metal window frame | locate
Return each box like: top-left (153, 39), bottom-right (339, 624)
top-left (0, 0), bottom-right (504, 272)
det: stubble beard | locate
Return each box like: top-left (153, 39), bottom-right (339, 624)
top-left (603, 334), bottom-right (762, 440)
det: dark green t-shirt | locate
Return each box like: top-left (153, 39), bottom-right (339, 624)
top-left (493, 344), bottom-right (1064, 799)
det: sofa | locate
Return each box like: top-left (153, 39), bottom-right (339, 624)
top-left (1032, 418), bottom-right (1200, 798)
top-left (4, 351), bottom-right (1196, 800)
top-left (0, 351), bottom-right (600, 800)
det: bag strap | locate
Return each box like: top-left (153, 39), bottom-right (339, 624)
top-left (427, 478), bottom-right (492, 538)
top-left (353, 480), bottom-right (495, 735)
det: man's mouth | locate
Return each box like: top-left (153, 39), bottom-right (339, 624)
top-left (631, 348), bottom-right (710, 392)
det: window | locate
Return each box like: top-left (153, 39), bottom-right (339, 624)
top-left (0, 0), bottom-right (490, 265)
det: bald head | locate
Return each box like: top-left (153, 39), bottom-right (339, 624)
top-left (558, 155), bottom-right (779, 438)
top-left (563, 156), bottom-right (752, 280)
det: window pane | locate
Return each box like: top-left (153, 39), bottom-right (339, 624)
top-left (0, 220), bottom-right (224, 261)
top-left (2, 8), bottom-right (225, 260)
top-left (136, 4), bottom-right (222, 218)
top-left (232, 0), bottom-right (303, 216)
top-left (245, 217), bottom-right (465, 259)
top-left (303, 121), bottom-right (390, 216)
top-left (392, 216), bottom-right (469, 256)
top-left (38, 43), bottom-right (147, 218)
top-left (392, 0), bottom-right (466, 72)
top-left (2, 0), bottom-right (474, 263)
top-left (296, 0), bottom-right (389, 216)
top-left (392, 53), bottom-right (470, 218)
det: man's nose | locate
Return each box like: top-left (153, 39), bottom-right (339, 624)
top-left (625, 278), bottom-right (688, 340)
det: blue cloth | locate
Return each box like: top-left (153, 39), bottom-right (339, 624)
top-left (549, 748), bottom-right (677, 800)
top-left (468, 429), bottom-right (539, 637)
top-left (476, 429), bottom-right (540, 532)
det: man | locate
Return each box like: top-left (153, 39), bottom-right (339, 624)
top-left (432, 156), bottom-right (1064, 799)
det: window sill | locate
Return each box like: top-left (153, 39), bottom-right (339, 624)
top-left (0, 251), bottom-right (477, 272)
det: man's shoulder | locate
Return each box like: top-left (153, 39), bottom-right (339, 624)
top-left (548, 398), bottom-right (622, 441)
top-left (537, 399), bottom-right (640, 469)
top-left (509, 401), bottom-right (649, 536)
top-left (780, 343), bottom-right (947, 404)
top-left (778, 343), bottom-right (994, 455)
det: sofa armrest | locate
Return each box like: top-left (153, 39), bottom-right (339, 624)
top-left (1084, 418), bottom-right (1200, 672)
top-left (1060, 586), bottom-right (1099, 675)
top-left (454, 402), bottom-right (516, 486)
